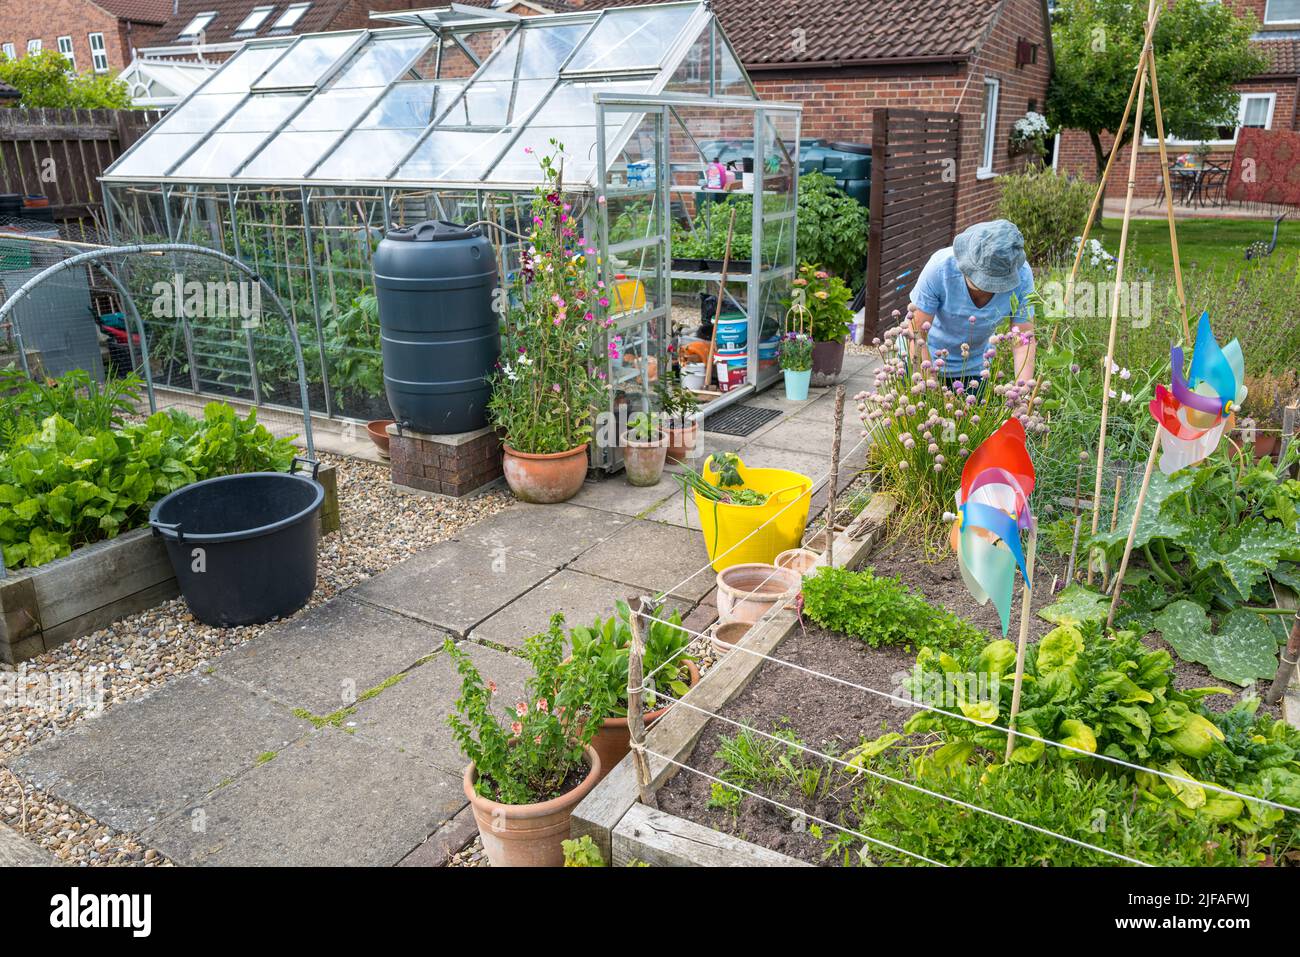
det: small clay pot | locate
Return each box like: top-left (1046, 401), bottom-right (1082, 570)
top-left (588, 661), bottom-right (700, 780)
top-left (775, 547), bottom-right (822, 576)
top-left (463, 745), bottom-right (602, 867)
top-left (623, 429), bottom-right (669, 487)
top-left (665, 419), bottom-right (701, 464)
top-left (715, 563), bottom-right (801, 625)
top-left (502, 443), bottom-right (589, 504)
top-left (366, 419), bottom-right (395, 458)
top-left (711, 620), bottom-right (752, 655)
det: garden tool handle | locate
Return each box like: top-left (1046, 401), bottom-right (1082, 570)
top-left (290, 456), bottom-right (321, 480)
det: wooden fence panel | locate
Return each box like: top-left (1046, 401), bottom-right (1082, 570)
top-left (0, 108), bottom-right (162, 230)
top-left (865, 108), bottom-right (960, 340)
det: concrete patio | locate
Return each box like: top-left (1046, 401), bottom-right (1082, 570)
top-left (10, 355), bottom-right (877, 866)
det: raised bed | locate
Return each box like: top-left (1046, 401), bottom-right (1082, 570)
top-left (571, 493), bottom-right (894, 865)
top-left (0, 464), bottom-right (339, 664)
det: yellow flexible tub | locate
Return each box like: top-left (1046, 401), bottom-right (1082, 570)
top-left (695, 455), bottom-right (813, 571)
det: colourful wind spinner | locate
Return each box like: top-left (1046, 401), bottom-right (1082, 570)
top-left (1148, 310), bottom-right (1247, 476)
top-left (948, 418), bottom-right (1036, 635)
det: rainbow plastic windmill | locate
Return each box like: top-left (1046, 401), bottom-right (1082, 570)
top-left (948, 418), bottom-right (1036, 635)
top-left (1148, 310), bottom-right (1247, 476)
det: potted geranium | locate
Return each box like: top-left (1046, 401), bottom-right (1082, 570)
top-left (778, 330), bottom-right (814, 400)
top-left (784, 263), bottom-right (854, 381)
top-left (655, 370), bottom-right (701, 464)
top-left (489, 142), bottom-right (607, 503)
top-left (622, 411), bottom-right (668, 486)
top-left (566, 601), bottom-right (698, 780)
top-left (445, 616), bottom-right (617, 868)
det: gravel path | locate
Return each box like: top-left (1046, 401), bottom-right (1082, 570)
top-left (0, 453), bottom-right (511, 866)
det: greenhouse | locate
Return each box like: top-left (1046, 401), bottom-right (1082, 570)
top-left (101, 1), bottom-right (801, 471)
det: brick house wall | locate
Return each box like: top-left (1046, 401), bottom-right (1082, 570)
top-left (0, 0), bottom-right (152, 74)
top-left (751, 0), bottom-right (1052, 231)
top-left (1056, 0), bottom-right (1300, 199)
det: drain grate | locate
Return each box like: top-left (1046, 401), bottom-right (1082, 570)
top-left (705, 403), bottom-right (782, 437)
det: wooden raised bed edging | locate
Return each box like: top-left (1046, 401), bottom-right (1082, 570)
top-left (0, 465), bottom-right (340, 664)
top-left (572, 492), bottom-right (896, 866)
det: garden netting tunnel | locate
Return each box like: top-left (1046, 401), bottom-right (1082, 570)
top-left (101, 1), bottom-right (801, 471)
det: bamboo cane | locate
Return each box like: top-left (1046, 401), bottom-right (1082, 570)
top-left (1088, 12), bottom-right (1155, 586)
top-left (1106, 435), bottom-right (1161, 629)
top-left (1144, 48), bottom-right (1191, 343)
top-left (1005, 525), bottom-right (1039, 762)
top-left (626, 597), bottom-right (658, 809)
top-left (827, 385), bottom-right (845, 569)
top-left (703, 208), bottom-right (738, 391)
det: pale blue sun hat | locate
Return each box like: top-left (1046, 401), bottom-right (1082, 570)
top-left (952, 219), bottom-right (1026, 294)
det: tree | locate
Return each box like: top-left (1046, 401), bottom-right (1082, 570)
top-left (1048, 0), bottom-right (1269, 180)
top-left (0, 50), bottom-right (131, 109)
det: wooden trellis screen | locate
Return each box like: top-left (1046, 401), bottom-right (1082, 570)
top-left (865, 108), bottom-right (960, 339)
top-left (0, 109), bottom-right (162, 229)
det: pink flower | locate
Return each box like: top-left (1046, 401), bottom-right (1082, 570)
top-left (536, 698), bottom-right (549, 713)
top-left (815, 270), bottom-right (829, 280)
top-left (511, 721), bottom-right (523, 735)
top-left (552, 383), bottom-right (562, 392)
top-left (598, 297), bottom-right (610, 307)
top-left (534, 735), bottom-right (542, 745)
top-left (516, 701), bottom-right (527, 718)
top-left (486, 680), bottom-right (497, 694)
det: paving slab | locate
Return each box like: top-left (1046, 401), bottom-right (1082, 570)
top-left (453, 502), bottom-right (630, 568)
top-left (351, 641), bottom-right (532, 772)
top-left (142, 728), bottom-right (465, 867)
top-left (571, 519), bottom-right (714, 602)
top-left (215, 597), bottom-right (447, 715)
top-left (568, 475), bottom-right (677, 517)
top-left (749, 414), bottom-right (839, 456)
top-left (11, 674), bottom-right (310, 834)
top-left (350, 538), bottom-right (552, 636)
top-left (470, 569), bottom-right (691, 649)
top-left (735, 442), bottom-right (832, 479)
top-left (644, 486), bottom-right (703, 529)
top-left (0, 822), bottom-right (54, 866)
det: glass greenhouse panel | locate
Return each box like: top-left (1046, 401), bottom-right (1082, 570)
top-left (109, 133), bottom-right (203, 177)
top-left (154, 93), bottom-right (245, 134)
top-left (397, 127), bottom-right (518, 181)
top-left (490, 123), bottom-right (620, 184)
top-left (241, 132), bottom-right (348, 179)
top-left (360, 81), bottom-right (458, 127)
top-left (564, 6), bottom-right (696, 73)
top-left (171, 95), bottom-right (305, 177)
top-left (437, 78), bottom-right (551, 127)
top-left (514, 22), bottom-right (592, 78)
top-left (313, 128), bottom-right (425, 180)
top-left (252, 32), bottom-right (362, 90)
top-left (200, 43), bottom-right (292, 95)
top-left (331, 34), bottom-right (430, 87)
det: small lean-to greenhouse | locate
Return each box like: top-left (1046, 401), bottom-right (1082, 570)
top-left (101, 1), bottom-right (800, 471)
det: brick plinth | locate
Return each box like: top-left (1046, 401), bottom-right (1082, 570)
top-left (386, 424), bottom-right (503, 499)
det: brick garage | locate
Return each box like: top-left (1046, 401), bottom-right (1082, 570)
top-left (1056, 0), bottom-right (1300, 200)
top-left (0, 0), bottom-right (168, 74)
top-left (595, 0), bottom-right (1054, 231)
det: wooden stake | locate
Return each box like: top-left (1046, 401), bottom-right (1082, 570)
top-left (1089, 4), bottom-right (1156, 585)
top-left (1110, 474), bottom-right (1124, 533)
top-left (703, 208), bottom-right (738, 391)
top-left (626, 597), bottom-right (658, 808)
top-left (827, 386), bottom-right (846, 569)
top-left (1004, 525), bottom-right (1038, 762)
top-left (1144, 49), bottom-right (1191, 343)
top-left (1106, 435), bottom-right (1161, 629)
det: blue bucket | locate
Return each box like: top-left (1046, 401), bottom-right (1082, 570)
top-left (715, 315), bottom-right (748, 347)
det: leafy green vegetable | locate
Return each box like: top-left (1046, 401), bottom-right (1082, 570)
top-left (566, 600), bottom-right (693, 715)
top-left (1038, 583), bottom-right (1110, 627)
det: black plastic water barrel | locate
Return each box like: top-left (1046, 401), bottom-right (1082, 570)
top-left (148, 459), bottom-right (324, 627)
top-left (373, 220), bottom-right (499, 435)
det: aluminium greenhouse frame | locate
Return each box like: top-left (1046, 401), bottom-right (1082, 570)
top-left (100, 2), bottom-right (801, 472)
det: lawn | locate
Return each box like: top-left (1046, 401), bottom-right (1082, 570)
top-left (1095, 215), bottom-right (1300, 273)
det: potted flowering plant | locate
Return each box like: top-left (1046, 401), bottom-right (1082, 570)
top-left (778, 331), bottom-right (814, 400)
top-left (622, 411), bottom-right (668, 487)
top-left (654, 370), bottom-right (701, 464)
top-left (445, 615), bottom-right (618, 868)
top-left (1009, 111), bottom-right (1051, 161)
top-left (783, 263), bottom-right (854, 381)
top-left (488, 142), bottom-right (611, 503)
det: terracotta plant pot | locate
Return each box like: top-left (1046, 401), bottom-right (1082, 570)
top-left (665, 419), bottom-right (701, 464)
top-left (811, 338), bottom-right (846, 381)
top-left (775, 547), bottom-right (823, 576)
top-left (502, 443), bottom-right (589, 504)
top-left (712, 620), bottom-right (751, 656)
top-left (366, 419), bottom-right (395, 458)
top-left (716, 562), bottom-right (801, 625)
top-left (462, 745), bottom-right (602, 867)
top-left (1254, 434), bottom-right (1279, 462)
top-left (623, 429), bottom-right (669, 487)
top-left (588, 661), bottom-right (700, 780)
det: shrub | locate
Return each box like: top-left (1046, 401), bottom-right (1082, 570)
top-left (795, 171), bottom-right (869, 285)
top-left (783, 263), bottom-right (854, 343)
top-left (996, 168), bottom-right (1094, 266)
top-left (0, 50), bottom-right (131, 108)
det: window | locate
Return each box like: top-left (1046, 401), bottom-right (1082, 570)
top-left (1144, 92), bottom-right (1275, 145)
top-left (1264, 0), bottom-right (1300, 25)
top-left (1, 43), bottom-right (15, 61)
top-left (979, 77), bottom-right (1000, 176)
top-left (27, 39), bottom-right (42, 55)
top-left (235, 6), bottom-right (275, 35)
top-left (57, 35), bottom-right (74, 69)
top-left (271, 3), bottom-right (312, 31)
top-left (179, 12), bottom-right (217, 39)
top-left (89, 32), bottom-right (108, 72)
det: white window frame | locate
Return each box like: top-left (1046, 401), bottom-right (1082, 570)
top-left (89, 32), bottom-right (108, 73)
top-left (27, 39), bottom-right (42, 55)
top-left (1264, 0), bottom-right (1300, 25)
top-left (978, 76), bottom-right (1000, 177)
top-left (178, 12), bottom-right (217, 39)
top-left (57, 35), bottom-right (75, 69)
top-left (1142, 92), bottom-right (1276, 147)
top-left (235, 5), bottom-right (276, 35)
top-left (272, 3), bottom-right (312, 31)
top-left (2, 43), bottom-right (15, 61)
